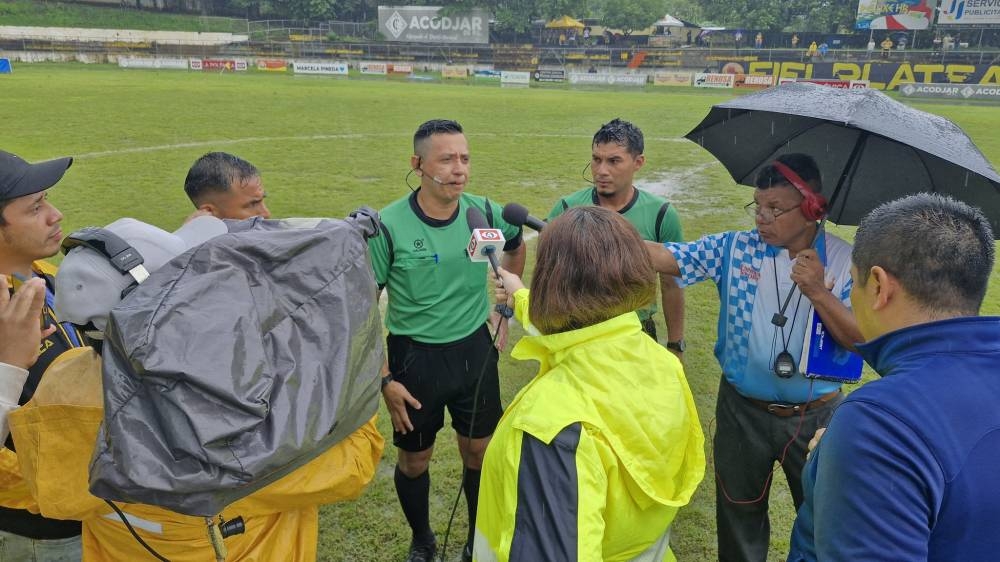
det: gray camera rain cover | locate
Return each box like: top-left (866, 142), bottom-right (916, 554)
top-left (89, 215), bottom-right (383, 517)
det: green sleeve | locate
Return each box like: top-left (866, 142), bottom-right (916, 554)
top-left (367, 227), bottom-right (390, 286)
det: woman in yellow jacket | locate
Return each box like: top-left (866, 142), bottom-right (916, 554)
top-left (475, 207), bottom-right (705, 562)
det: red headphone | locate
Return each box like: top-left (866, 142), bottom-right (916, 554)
top-left (771, 160), bottom-right (827, 221)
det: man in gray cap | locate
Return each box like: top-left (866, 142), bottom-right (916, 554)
top-left (0, 149), bottom-right (84, 561)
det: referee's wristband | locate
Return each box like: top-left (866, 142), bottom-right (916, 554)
top-left (380, 373), bottom-right (394, 389)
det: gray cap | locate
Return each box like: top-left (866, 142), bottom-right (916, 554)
top-left (0, 150), bottom-right (73, 202)
top-left (55, 216), bottom-right (227, 330)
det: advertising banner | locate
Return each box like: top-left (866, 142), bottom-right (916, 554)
top-left (292, 61), bottom-right (349, 75)
top-left (389, 63), bottom-right (413, 74)
top-left (118, 57), bottom-right (187, 70)
top-left (256, 59), bottom-right (288, 72)
top-left (192, 59), bottom-right (247, 72)
top-left (501, 71), bottom-right (530, 85)
top-left (694, 73), bottom-right (735, 88)
top-left (378, 6), bottom-right (489, 44)
top-left (442, 65), bottom-right (468, 78)
top-left (726, 60), bottom-right (1000, 91)
top-left (533, 69), bottom-right (565, 83)
top-left (898, 82), bottom-right (1000, 99)
top-left (360, 62), bottom-right (388, 75)
top-left (855, 0), bottom-right (936, 29)
top-left (735, 74), bottom-right (775, 88)
top-left (473, 69), bottom-right (501, 80)
top-left (778, 78), bottom-right (869, 88)
top-left (614, 74), bottom-right (648, 86)
top-left (652, 71), bottom-right (692, 86)
top-left (939, 0), bottom-right (1000, 24)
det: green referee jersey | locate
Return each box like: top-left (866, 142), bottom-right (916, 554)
top-left (369, 190), bottom-right (523, 344)
top-left (547, 186), bottom-right (683, 320)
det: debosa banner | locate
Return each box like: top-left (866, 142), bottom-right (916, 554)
top-left (855, 0), bottom-right (936, 29)
top-left (939, 0), bottom-right (1000, 24)
top-left (378, 6), bottom-right (489, 44)
top-left (724, 61), bottom-right (1000, 90)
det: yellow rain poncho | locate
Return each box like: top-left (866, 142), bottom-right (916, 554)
top-left (0, 347), bottom-right (383, 561)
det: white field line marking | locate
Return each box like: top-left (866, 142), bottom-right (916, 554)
top-left (73, 134), bottom-right (686, 160)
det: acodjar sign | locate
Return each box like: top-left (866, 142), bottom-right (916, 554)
top-left (378, 6), bottom-right (489, 44)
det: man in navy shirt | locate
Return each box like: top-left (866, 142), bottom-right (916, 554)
top-left (789, 193), bottom-right (1000, 561)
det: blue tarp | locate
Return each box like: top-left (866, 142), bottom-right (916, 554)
top-left (0, 59), bottom-right (12, 74)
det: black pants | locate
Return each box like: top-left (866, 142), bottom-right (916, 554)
top-left (714, 377), bottom-right (842, 562)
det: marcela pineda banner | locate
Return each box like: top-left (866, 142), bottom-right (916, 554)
top-left (292, 61), bottom-right (348, 75)
top-left (378, 6), bottom-right (489, 44)
top-left (855, 0), bottom-right (936, 30)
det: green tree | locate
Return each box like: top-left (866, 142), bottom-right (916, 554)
top-left (700, 0), bottom-right (855, 32)
top-left (598, 0), bottom-right (666, 35)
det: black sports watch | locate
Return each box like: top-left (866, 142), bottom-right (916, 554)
top-left (380, 373), bottom-right (394, 389)
top-left (666, 339), bottom-right (686, 352)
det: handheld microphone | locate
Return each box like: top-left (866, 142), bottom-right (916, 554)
top-left (466, 207), bottom-right (514, 318)
top-left (501, 202), bottom-right (545, 232)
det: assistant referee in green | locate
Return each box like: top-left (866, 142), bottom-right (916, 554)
top-left (369, 119), bottom-right (525, 562)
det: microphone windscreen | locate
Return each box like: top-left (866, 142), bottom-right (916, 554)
top-left (501, 203), bottom-right (531, 227)
top-left (466, 206), bottom-right (490, 232)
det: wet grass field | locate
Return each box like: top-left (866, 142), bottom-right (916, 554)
top-left (5, 63), bottom-right (1000, 561)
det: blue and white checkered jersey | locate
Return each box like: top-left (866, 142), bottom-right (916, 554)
top-left (666, 229), bottom-right (854, 403)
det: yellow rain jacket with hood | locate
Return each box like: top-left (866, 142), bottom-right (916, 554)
top-left (474, 289), bottom-right (705, 562)
top-left (0, 345), bottom-right (384, 561)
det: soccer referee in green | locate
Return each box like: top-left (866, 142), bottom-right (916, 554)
top-left (369, 119), bottom-right (525, 562)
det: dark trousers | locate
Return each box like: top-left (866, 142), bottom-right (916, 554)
top-left (714, 377), bottom-right (841, 562)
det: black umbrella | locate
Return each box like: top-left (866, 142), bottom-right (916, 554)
top-left (685, 81), bottom-right (1000, 235)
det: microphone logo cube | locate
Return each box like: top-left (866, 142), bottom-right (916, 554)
top-left (467, 229), bottom-right (505, 262)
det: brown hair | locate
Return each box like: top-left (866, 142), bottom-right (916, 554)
top-left (529, 206), bottom-right (656, 334)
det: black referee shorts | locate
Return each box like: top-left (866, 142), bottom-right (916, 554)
top-left (386, 324), bottom-right (503, 452)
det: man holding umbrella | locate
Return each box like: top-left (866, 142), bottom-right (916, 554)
top-left (646, 153), bottom-right (863, 562)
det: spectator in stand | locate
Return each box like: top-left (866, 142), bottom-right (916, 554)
top-left (881, 36), bottom-right (893, 58)
top-left (755, 32), bottom-right (763, 48)
top-left (791, 34), bottom-right (800, 48)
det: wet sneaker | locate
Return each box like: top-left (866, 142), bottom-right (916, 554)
top-left (405, 539), bottom-right (437, 562)
top-left (461, 543), bottom-right (473, 562)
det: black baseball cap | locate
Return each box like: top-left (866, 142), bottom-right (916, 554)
top-left (0, 150), bottom-right (73, 203)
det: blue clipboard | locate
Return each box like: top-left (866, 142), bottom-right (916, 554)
top-left (799, 309), bottom-right (863, 383)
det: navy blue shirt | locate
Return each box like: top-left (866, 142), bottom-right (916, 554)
top-left (789, 317), bottom-right (1000, 561)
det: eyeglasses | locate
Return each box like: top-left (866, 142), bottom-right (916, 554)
top-left (744, 202), bottom-right (799, 223)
